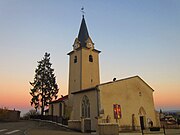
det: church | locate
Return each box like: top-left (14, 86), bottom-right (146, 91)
top-left (49, 15), bottom-right (159, 132)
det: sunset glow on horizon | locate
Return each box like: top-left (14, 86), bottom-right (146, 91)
top-left (0, 0), bottom-right (180, 115)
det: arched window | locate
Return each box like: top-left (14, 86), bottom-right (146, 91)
top-left (74, 56), bottom-right (77, 63)
top-left (81, 95), bottom-right (90, 118)
top-left (89, 55), bottom-right (93, 62)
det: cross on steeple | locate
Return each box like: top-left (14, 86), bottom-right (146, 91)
top-left (81, 6), bottom-right (85, 17)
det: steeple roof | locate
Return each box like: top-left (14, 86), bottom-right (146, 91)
top-left (67, 15), bottom-right (101, 55)
top-left (78, 16), bottom-right (90, 47)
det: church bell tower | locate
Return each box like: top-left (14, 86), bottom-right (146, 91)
top-left (68, 15), bottom-right (101, 95)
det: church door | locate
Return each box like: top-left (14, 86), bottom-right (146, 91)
top-left (139, 106), bottom-right (146, 130)
top-left (140, 116), bottom-right (145, 130)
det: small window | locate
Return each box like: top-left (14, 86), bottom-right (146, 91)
top-left (139, 92), bottom-right (142, 96)
top-left (74, 56), bottom-right (77, 63)
top-left (89, 55), bottom-right (93, 62)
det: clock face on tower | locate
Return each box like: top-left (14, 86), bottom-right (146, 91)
top-left (73, 43), bottom-right (79, 50)
top-left (87, 43), bottom-right (93, 48)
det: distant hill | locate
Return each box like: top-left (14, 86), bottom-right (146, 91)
top-left (165, 110), bottom-right (180, 113)
top-left (156, 109), bottom-right (180, 113)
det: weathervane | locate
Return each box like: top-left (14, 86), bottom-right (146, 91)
top-left (81, 6), bottom-right (85, 17)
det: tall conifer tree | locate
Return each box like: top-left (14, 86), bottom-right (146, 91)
top-left (30, 52), bottom-right (59, 115)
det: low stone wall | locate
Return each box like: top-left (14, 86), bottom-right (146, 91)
top-left (68, 120), bottom-right (81, 131)
top-left (7, 110), bottom-right (20, 121)
top-left (97, 123), bottom-right (119, 135)
top-left (119, 125), bottom-right (141, 131)
top-left (0, 109), bottom-right (20, 122)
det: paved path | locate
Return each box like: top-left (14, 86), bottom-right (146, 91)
top-left (0, 129), bottom-right (20, 135)
top-left (0, 120), bottom-right (37, 135)
top-left (0, 120), bottom-right (89, 135)
top-left (1, 120), bottom-right (180, 135)
top-left (27, 120), bottom-right (90, 135)
top-left (28, 129), bottom-right (90, 135)
top-left (118, 129), bottom-right (180, 135)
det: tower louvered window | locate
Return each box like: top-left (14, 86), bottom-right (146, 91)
top-left (89, 55), bottom-right (93, 62)
top-left (74, 56), bottom-right (77, 63)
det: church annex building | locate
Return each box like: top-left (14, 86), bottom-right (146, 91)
top-left (48, 16), bottom-right (160, 132)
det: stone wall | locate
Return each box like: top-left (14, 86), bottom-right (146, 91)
top-left (97, 123), bottom-right (119, 135)
top-left (68, 118), bottom-right (91, 133)
top-left (0, 109), bottom-right (20, 122)
top-left (7, 110), bottom-right (20, 121)
top-left (68, 120), bottom-right (81, 131)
